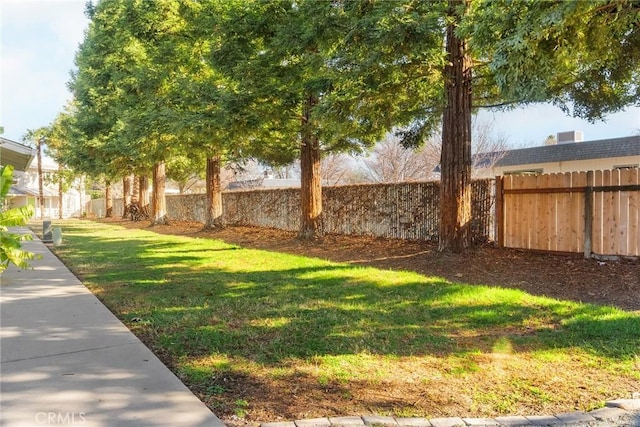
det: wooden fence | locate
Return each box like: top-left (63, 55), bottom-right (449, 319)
top-left (497, 168), bottom-right (640, 258)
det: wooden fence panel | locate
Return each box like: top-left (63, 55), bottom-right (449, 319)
top-left (503, 171), bottom-right (581, 253)
top-left (501, 168), bottom-right (640, 257)
top-left (619, 168), bottom-right (630, 255)
top-left (611, 169), bottom-right (622, 255)
top-left (518, 175), bottom-right (531, 248)
top-left (537, 173), bottom-right (549, 250)
top-left (551, 172), bottom-right (583, 253)
top-left (600, 169), bottom-right (613, 255)
top-left (592, 170), bottom-right (603, 254)
top-left (628, 168), bottom-right (640, 256)
top-left (570, 171), bottom-right (587, 253)
top-left (504, 175), bottom-right (514, 247)
top-left (590, 168), bottom-right (640, 257)
top-left (501, 172), bottom-right (541, 250)
top-left (556, 173), bottom-right (570, 251)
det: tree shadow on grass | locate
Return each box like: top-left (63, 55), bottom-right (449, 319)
top-left (162, 272), bottom-right (639, 363)
top-left (56, 226), bottom-right (640, 366)
top-left (46, 222), bottom-right (640, 420)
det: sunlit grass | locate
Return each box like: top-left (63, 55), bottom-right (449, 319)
top-left (49, 219), bottom-right (640, 419)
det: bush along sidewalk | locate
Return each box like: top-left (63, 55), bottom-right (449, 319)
top-left (0, 165), bottom-right (38, 272)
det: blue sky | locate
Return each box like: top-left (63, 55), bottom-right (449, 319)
top-left (1, 0), bottom-right (638, 147)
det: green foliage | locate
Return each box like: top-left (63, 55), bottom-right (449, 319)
top-left (166, 154), bottom-right (204, 188)
top-left (465, 0), bottom-right (640, 120)
top-left (64, 0), bottom-right (640, 165)
top-left (69, 0), bottom-right (157, 176)
top-left (67, 0), bottom-right (244, 187)
top-left (212, 0), bottom-right (445, 156)
top-left (44, 107), bottom-right (90, 183)
top-left (43, 169), bottom-right (77, 195)
top-left (233, 399), bottom-right (249, 418)
top-left (0, 166), bottom-right (37, 272)
top-left (21, 127), bottom-right (48, 148)
top-left (64, 0), bottom-right (640, 173)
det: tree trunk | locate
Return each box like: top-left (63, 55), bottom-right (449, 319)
top-left (151, 162), bottom-right (169, 225)
top-left (37, 138), bottom-right (45, 219)
top-left (139, 175), bottom-right (150, 216)
top-left (122, 175), bottom-right (132, 218)
top-left (79, 175), bottom-right (85, 217)
top-left (58, 164), bottom-right (63, 219)
top-left (105, 181), bottom-right (113, 218)
top-left (132, 175), bottom-right (140, 204)
top-left (438, 0), bottom-right (473, 253)
top-left (204, 155), bottom-right (224, 229)
top-left (299, 93), bottom-right (323, 240)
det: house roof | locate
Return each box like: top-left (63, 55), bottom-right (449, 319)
top-left (0, 137), bottom-right (36, 171)
top-left (492, 135), bottom-right (640, 167)
top-left (6, 185), bottom-right (57, 197)
top-left (7, 185), bottom-right (39, 197)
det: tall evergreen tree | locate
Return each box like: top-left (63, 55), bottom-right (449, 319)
top-left (331, 0), bottom-right (639, 251)
top-left (212, 0), bottom-right (442, 239)
top-left (71, 0), bottom-right (246, 227)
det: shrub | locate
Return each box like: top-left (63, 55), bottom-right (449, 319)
top-left (0, 165), bottom-right (37, 271)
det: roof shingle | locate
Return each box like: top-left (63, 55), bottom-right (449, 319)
top-left (494, 136), bottom-right (640, 167)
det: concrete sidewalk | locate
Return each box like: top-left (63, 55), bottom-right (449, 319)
top-left (0, 227), bottom-right (224, 427)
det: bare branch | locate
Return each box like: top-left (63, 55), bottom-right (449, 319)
top-left (359, 134), bottom-right (439, 183)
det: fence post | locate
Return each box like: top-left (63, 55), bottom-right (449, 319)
top-left (583, 171), bottom-right (594, 259)
top-left (495, 176), bottom-right (504, 247)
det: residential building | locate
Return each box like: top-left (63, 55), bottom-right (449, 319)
top-left (477, 132), bottom-right (640, 176)
top-left (0, 137), bottom-right (35, 171)
top-left (1, 136), bottom-right (84, 218)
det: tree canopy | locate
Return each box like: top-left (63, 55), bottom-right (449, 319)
top-left (465, 0), bottom-right (640, 120)
top-left (53, 0), bottom-right (639, 249)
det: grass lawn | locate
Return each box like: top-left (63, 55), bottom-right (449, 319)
top-left (48, 219), bottom-right (639, 422)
